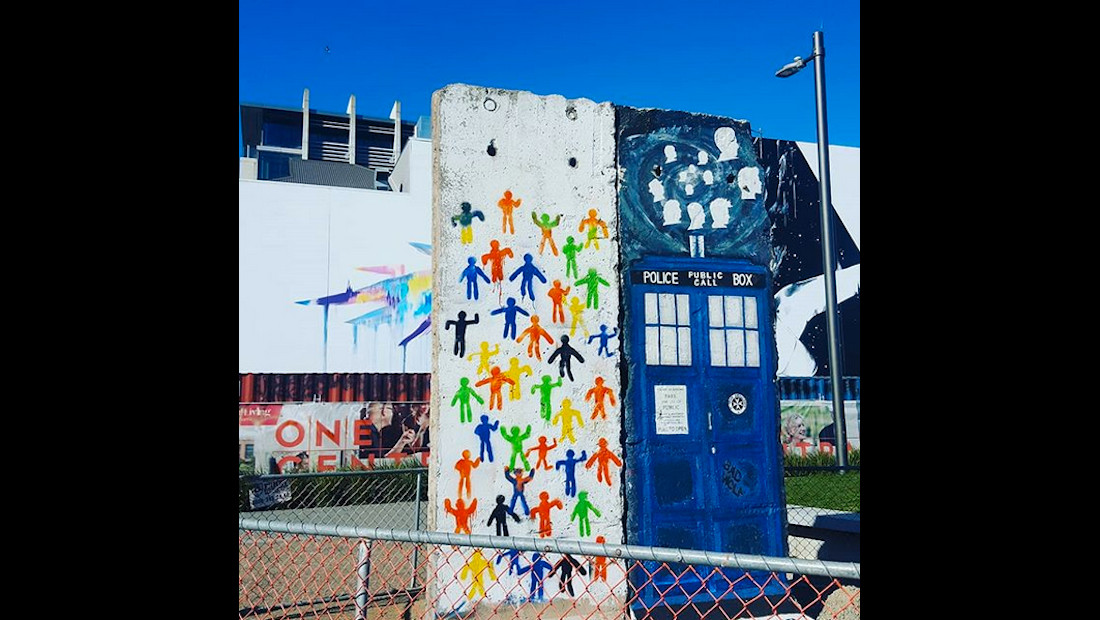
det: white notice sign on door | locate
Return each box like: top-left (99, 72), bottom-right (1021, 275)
top-left (654, 385), bottom-right (689, 434)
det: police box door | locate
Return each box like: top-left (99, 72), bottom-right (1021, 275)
top-left (626, 257), bottom-right (786, 600)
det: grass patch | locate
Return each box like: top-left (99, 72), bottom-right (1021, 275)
top-left (785, 471), bottom-right (860, 513)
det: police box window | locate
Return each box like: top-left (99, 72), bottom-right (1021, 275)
top-left (708, 295), bottom-right (760, 368)
top-left (643, 293), bottom-right (691, 366)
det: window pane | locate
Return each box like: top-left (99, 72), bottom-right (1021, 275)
top-left (708, 296), bottom-right (724, 327)
top-left (726, 329), bottom-right (745, 366)
top-left (659, 326), bottom-right (678, 365)
top-left (645, 326), bottom-right (660, 365)
top-left (724, 296), bottom-right (744, 327)
top-left (746, 330), bottom-right (760, 367)
top-left (709, 329), bottom-right (726, 366)
top-left (744, 297), bottom-right (758, 329)
top-left (645, 294), bottom-right (658, 325)
top-left (659, 294), bottom-right (676, 325)
top-left (676, 294), bottom-right (690, 326)
top-left (677, 327), bottom-right (692, 365)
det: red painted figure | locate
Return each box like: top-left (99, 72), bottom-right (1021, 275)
top-left (585, 438), bottom-right (623, 487)
top-left (454, 449), bottom-right (481, 498)
top-left (444, 497), bottom-right (478, 534)
top-left (591, 535), bottom-right (609, 581)
top-left (475, 367), bottom-right (515, 411)
top-left (585, 376), bottom-right (617, 420)
top-left (529, 491), bottom-right (563, 538)
top-left (481, 239), bottom-right (514, 283)
top-left (517, 315), bottom-right (553, 361)
top-left (547, 280), bottom-right (571, 324)
top-left (524, 435), bottom-right (558, 471)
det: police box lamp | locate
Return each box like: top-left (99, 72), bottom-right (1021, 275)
top-left (775, 30), bottom-right (850, 467)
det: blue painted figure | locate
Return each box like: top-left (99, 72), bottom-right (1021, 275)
top-left (508, 253), bottom-right (547, 302)
top-left (491, 297), bottom-right (530, 340)
top-left (516, 552), bottom-right (554, 601)
top-left (587, 324), bottom-right (619, 358)
top-left (460, 257), bottom-right (491, 300)
top-left (495, 549), bottom-right (523, 575)
top-left (547, 334), bottom-right (585, 382)
top-left (555, 448), bottom-right (588, 498)
top-left (474, 414), bottom-right (500, 463)
top-left (504, 465), bottom-right (535, 516)
top-left (451, 202), bottom-right (485, 245)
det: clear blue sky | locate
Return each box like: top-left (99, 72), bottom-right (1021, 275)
top-left (239, 0), bottom-right (860, 155)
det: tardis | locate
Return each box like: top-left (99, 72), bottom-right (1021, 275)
top-left (617, 107), bottom-right (787, 605)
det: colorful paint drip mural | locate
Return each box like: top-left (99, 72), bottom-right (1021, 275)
top-left (430, 85), bottom-right (626, 612)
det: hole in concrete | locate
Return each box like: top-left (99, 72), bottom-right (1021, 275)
top-left (487, 140), bottom-right (497, 157)
top-left (726, 173), bottom-right (736, 184)
top-left (566, 106), bottom-right (577, 120)
top-left (484, 97), bottom-right (497, 112)
top-left (568, 157), bottom-right (577, 168)
top-left (653, 165), bottom-right (662, 178)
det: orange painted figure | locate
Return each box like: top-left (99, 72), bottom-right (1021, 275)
top-left (444, 497), bottom-right (478, 534)
top-left (585, 376), bottom-right (617, 420)
top-left (467, 341), bottom-right (500, 376)
top-left (475, 366), bottom-right (515, 411)
top-left (529, 491), bottom-right (564, 538)
top-left (454, 449), bottom-right (481, 498)
top-left (547, 280), bottom-right (571, 324)
top-left (531, 212), bottom-right (562, 256)
top-left (459, 549), bottom-right (497, 600)
top-left (498, 190), bottom-right (522, 234)
top-left (585, 438), bottom-right (623, 487)
top-left (481, 239), bottom-right (514, 283)
top-left (525, 435), bottom-right (558, 471)
top-left (517, 315), bottom-right (554, 361)
top-left (591, 535), bottom-right (609, 582)
top-left (503, 357), bottom-right (532, 402)
top-left (579, 208), bottom-right (610, 249)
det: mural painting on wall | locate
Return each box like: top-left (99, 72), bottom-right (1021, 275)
top-left (430, 85), bottom-right (625, 613)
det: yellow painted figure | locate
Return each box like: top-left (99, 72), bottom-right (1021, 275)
top-left (459, 549), bottom-right (497, 599)
top-left (503, 357), bottom-right (533, 401)
top-left (551, 398), bottom-right (585, 444)
top-left (467, 342), bottom-right (500, 376)
top-left (567, 296), bottom-right (589, 338)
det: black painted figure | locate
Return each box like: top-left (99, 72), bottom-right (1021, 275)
top-left (444, 311), bottom-right (479, 357)
top-left (487, 494), bottom-right (521, 536)
top-left (547, 334), bottom-right (585, 381)
top-left (549, 553), bottom-right (587, 597)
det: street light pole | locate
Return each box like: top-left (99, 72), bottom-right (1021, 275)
top-left (777, 31), bottom-right (848, 467)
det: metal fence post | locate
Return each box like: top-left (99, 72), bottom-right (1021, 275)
top-left (410, 471), bottom-right (422, 588)
top-left (355, 539), bottom-right (372, 620)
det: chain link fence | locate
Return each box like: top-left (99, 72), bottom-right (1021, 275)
top-left (239, 518), bottom-right (860, 620)
top-left (784, 466), bottom-right (860, 562)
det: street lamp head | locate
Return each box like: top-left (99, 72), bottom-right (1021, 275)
top-left (775, 56), bottom-right (810, 78)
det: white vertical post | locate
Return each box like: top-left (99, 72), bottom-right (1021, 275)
top-left (347, 95), bottom-right (357, 165)
top-left (389, 100), bottom-right (401, 166)
top-left (301, 89), bottom-right (310, 160)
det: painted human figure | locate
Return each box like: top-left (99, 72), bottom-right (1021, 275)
top-left (491, 297), bottom-right (529, 340)
top-left (473, 414), bottom-right (500, 462)
top-left (460, 257), bottom-right (491, 300)
top-left (504, 465), bottom-right (535, 516)
top-left (531, 375), bottom-right (563, 422)
top-left (587, 325), bottom-right (618, 358)
top-left (549, 554), bottom-right (587, 597)
top-left (585, 438), bottom-right (622, 487)
top-left (591, 535), bottom-right (609, 582)
top-left (567, 296), bottom-right (589, 338)
top-left (525, 435), bottom-right (558, 471)
top-left (555, 448), bottom-right (588, 498)
top-left (497, 190), bottom-right (522, 235)
top-left (495, 549), bottom-right (523, 576)
top-left (451, 202), bottom-right (485, 245)
top-left (578, 208), bottom-right (609, 250)
top-left (546, 280), bottom-right (571, 324)
top-left (467, 341), bottom-right (500, 376)
top-left (585, 376), bottom-right (616, 420)
top-left (575, 268), bottom-right (610, 309)
top-left (516, 552), bottom-right (554, 601)
top-left (481, 239), bottom-right (513, 284)
top-left (486, 494), bottom-right (521, 536)
top-left (450, 378), bottom-right (483, 423)
top-left (445, 311), bottom-right (479, 357)
top-left (552, 399), bottom-right (585, 444)
top-left (500, 424), bottom-right (532, 470)
top-left (561, 236), bottom-right (584, 280)
top-left (517, 315), bottom-right (553, 361)
top-left (459, 549), bottom-right (496, 599)
top-left (503, 357), bottom-right (532, 402)
top-left (570, 491), bottom-right (600, 537)
top-left (547, 335), bottom-right (585, 381)
top-left (475, 367), bottom-right (514, 411)
top-left (508, 253), bottom-right (547, 302)
top-left (444, 497), bottom-right (478, 534)
top-left (531, 211), bottom-right (562, 256)
top-left (454, 449), bottom-right (481, 498)
top-left (529, 491), bottom-right (563, 538)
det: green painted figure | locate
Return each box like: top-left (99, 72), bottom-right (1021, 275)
top-left (575, 268), bottom-right (610, 309)
top-left (452, 202), bottom-right (485, 245)
top-left (450, 378), bottom-right (483, 423)
top-left (532, 211), bottom-right (562, 256)
top-left (561, 236), bottom-right (584, 279)
top-left (530, 375), bottom-right (563, 422)
top-left (500, 424), bottom-right (533, 470)
top-left (570, 490), bottom-right (601, 538)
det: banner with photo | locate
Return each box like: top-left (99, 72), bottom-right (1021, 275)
top-left (779, 401), bottom-right (860, 456)
top-left (238, 401), bottom-right (430, 474)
